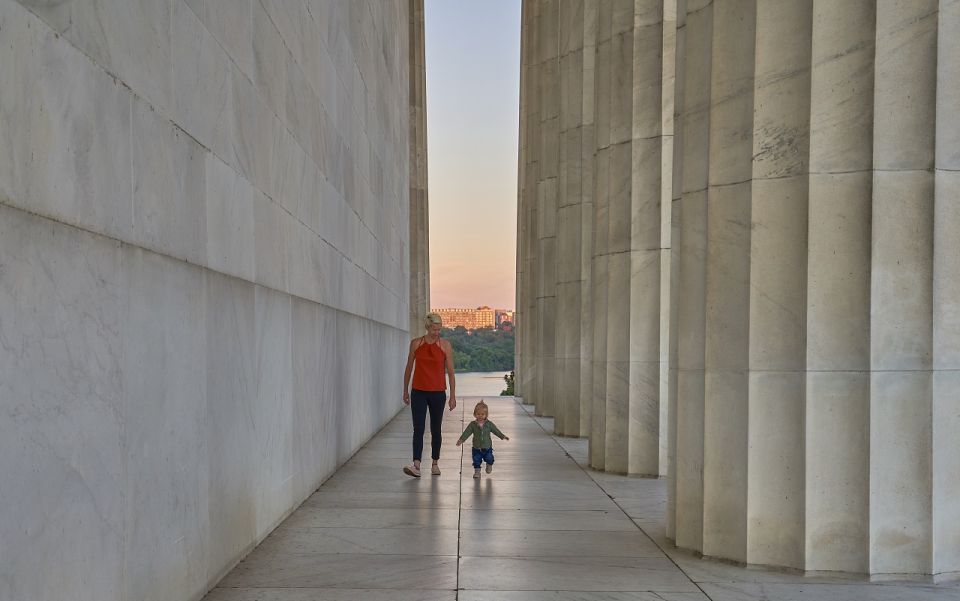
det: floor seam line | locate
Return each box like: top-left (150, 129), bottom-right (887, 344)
top-left (514, 398), bottom-right (716, 601)
top-left (609, 504), bottom-right (716, 601)
top-left (456, 402), bottom-right (464, 600)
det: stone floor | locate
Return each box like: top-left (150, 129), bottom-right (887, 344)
top-left (204, 397), bottom-right (960, 601)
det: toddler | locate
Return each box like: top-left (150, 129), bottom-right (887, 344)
top-left (456, 400), bottom-right (509, 478)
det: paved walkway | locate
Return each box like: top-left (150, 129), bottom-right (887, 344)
top-left (205, 397), bottom-right (960, 601)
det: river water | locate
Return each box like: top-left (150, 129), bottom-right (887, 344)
top-left (454, 371), bottom-right (511, 397)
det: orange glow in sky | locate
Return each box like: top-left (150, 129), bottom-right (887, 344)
top-left (424, 2), bottom-right (521, 310)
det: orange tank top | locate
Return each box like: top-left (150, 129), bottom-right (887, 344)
top-left (412, 337), bottom-right (446, 392)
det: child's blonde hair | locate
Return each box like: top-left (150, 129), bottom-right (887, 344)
top-left (473, 400), bottom-right (489, 417)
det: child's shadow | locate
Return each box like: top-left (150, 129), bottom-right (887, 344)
top-left (472, 477), bottom-right (494, 494)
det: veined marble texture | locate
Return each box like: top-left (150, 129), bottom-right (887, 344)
top-left (0, 201), bottom-right (125, 601)
top-left (0, 202), bottom-right (409, 601)
top-left (0, 0), bottom-right (423, 599)
top-left (516, 0), bottom-right (960, 580)
top-left (0, 0), bottom-right (411, 332)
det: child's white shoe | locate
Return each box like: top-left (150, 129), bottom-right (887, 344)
top-left (485, 463), bottom-right (493, 474)
top-left (473, 468), bottom-right (481, 479)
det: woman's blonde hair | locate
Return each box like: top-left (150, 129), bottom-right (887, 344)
top-left (424, 312), bottom-right (443, 329)
top-left (473, 400), bottom-right (489, 417)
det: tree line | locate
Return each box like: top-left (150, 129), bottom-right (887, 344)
top-left (442, 327), bottom-right (515, 373)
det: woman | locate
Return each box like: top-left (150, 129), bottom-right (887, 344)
top-left (402, 312), bottom-right (457, 477)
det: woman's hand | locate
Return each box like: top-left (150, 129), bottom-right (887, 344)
top-left (403, 391), bottom-right (410, 405)
top-left (448, 395), bottom-right (457, 411)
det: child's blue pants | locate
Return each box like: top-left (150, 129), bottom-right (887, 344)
top-left (471, 447), bottom-right (494, 469)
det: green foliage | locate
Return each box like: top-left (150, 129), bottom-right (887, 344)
top-left (500, 370), bottom-right (515, 396)
top-left (442, 327), bottom-right (515, 373)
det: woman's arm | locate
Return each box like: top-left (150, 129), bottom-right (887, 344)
top-left (443, 339), bottom-right (457, 411)
top-left (402, 338), bottom-right (418, 405)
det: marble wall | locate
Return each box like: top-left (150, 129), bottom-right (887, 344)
top-left (408, 0), bottom-right (431, 337)
top-left (517, 0), bottom-right (960, 579)
top-left (0, 1), bottom-right (425, 599)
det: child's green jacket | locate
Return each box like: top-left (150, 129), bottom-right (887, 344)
top-left (457, 420), bottom-right (506, 449)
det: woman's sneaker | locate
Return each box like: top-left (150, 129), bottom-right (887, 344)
top-left (431, 464), bottom-right (441, 476)
top-left (473, 468), bottom-right (481, 479)
top-left (403, 464), bottom-right (421, 478)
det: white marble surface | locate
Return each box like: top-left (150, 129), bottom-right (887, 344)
top-left (206, 397), bottom-right (960, 600)
top-left (0, 2), bottom-right (133, 241)
top-left (0, 205), bottom-right (125, 601)
top-left (5, 0), bottom-right (413, 332)
top-left (516, 0), bottom-right (960, 581)
top-left (741, 3), bottom-right (812, 569)
top-left (938, 0), bottom-right (960, 172)
top-left (204, 270), bottom-right (258, 579)
top-left (870, 371), bottom-right (934, 575)
top-left (804, 371), bottom-right (870, 573)
top-left (207, 591), bottom-right (455, 601)
top-left (205, 153), bottom-right (255, 282)
top-left (191, 0), bottom-right (254, 81)
top-left (805, 174), bottom-right (871, 370)
top-left (255, 525), bottom-right (458, 556)
top-left (871, 170), bottom-right (935, 371)
top-left (0, 205), bottom-right (410, 600)
top-left (808, 1), bottom-right (875, 173)
top-left (873, 0), bottom-right (938, 171)
top-left (748, 178), bottom-right (809, 371)
top-left (1, 1), bottom-right (420, 600)
top-left (132, 96), bottom-right (208, 266)
top-left (26, 0), bottom-right (175, 116)
top-left (173, 1), bottom-right (233, 164)
top-left (122, 248), bottom-right (209, 601)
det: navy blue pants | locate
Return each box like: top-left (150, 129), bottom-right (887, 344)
top-left (411, 389), bottom-right (446, 461)
top-left (471, 447), bottom-right (495, 469)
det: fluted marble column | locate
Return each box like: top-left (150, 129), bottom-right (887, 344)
top-left (700, 0), bottom-right (755, 563)
top-left (606, 0), bottom-right (666, 476)
top-left (583, 0), bottom-right (670, 476)
top-left (804, 0), bottom-right (874, 572)
top-left (588, 0), bottom-right (613, 469)
top-left (598, 0), bottom-right (635, 474)
top-left (517, 0), bottom-right (672, 472)
top-left (933, 0), bottom-right (960, 577)
top-left (658, 0), bottom-right (677, 477)
top-left (408, 0), bottom-right (430, 339)
top-left (627, 1), bottom-right (670, 477)
top-left (519, 0), bottom-right (960, 579)
top-left (554, 0), bottom-right (588, 435)
top-left (746, 0), bottom-right (811, 569)
top-left (535, 0), bottom-right (560, 418)
top-left (671, 0), bottom-right (708, 552)
top-left (577, 1), bottom-right (598, 439)
top-left (665, 0), bottom-right (686, 547)
top-left (515, 1), bottom-right (531, 400)
top-left (518, 1), bottom-right (541, 404)
top-left (668, 0), bottom-right (960, 578)
top-left (870, 0), bottom-right (938, 577)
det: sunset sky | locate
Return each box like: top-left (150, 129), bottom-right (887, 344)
top-left (424, 1), bottom-right (521, 311)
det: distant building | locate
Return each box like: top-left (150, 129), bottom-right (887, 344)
top-left (432, 306), bottom-right (496, 330)
top-left (495, 309), bottom-right (515, 329)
